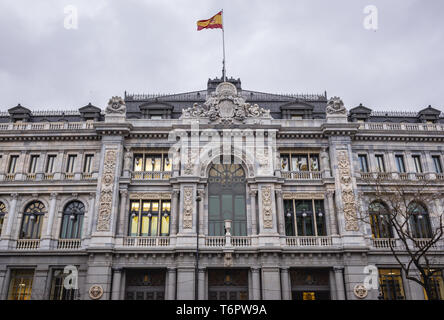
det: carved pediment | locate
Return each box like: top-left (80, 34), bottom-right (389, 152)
top-left (181, 82), bottom-right (272, 124)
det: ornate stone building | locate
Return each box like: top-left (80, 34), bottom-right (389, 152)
top-left (0, 77), bottom-right (443, 300)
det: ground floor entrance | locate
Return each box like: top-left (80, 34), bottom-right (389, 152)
top-left (125, 269), bottom-right (166, 300)
top-left (290, 268), bottom-right (331, 300)
top-left (208, 269), bottom-right (249, 300)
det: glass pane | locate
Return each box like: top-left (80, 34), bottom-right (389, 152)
top-left (209, 196), bottom-right (220, 218)
top-left (130, 216), bottom-right (139, 236)
top-left (222, 194), bottom-right (233, 220)
top-left (310, 155), bottom-right (320, 171)
top-left (151, 201), bottom-right (159, 213)
top-left (280, 155), bottom-right (289, 171)
top-left (234, 196), bottom-right (245, 219)
top-left (141, 216), bottom-right (149, 236)
top-left (142, 201), bottom-right (150, 212)
top-left (134, 155), bottom-right (143, 171)
top-left (161, 216), bottom-right (169, 235)
top-left (150, 217), bottom-right (158, 236)
top-left (163, 157), bottom-right (172, 171)
top-left (131, 201), bottom-right (140, 212)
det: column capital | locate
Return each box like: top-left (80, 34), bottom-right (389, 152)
top-left (249, 189), bottom-right (258, 196)
top-left (120, 189), bottom-right (128, 196)
top-left (326, 190), bottom-right (335, 198)
top-left (112, 267), bottom-right (123, 273)
top-left (251, 267), bottom-right (261, 273)
top-left (197, 189), bottom-right (206, 197)
top-left (167, 267), bottom-right (177, 272)
top-left (333, 266), bottom-right (344, 272)
top-left (275, 189), bottom-right (282, 196)
top-left (49, 193), bottom-right (58, 200)
top-left (89, 193), bottom-right (96, 199)
top-left (10, 193), bottom-right (19, 200)
top-left (172, 189), bottom-right (180, 196)
top-left (280, 267), bottom-right (289, 272)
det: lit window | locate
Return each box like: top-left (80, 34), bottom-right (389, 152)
top-left (8, 270), bottom-right (34, 300)
top-left (128, 199), bottom-right (170, 237)
top-left (423, 270), bottom-right (444, 300)
top-left (378, 268), bottom-right (405, 300)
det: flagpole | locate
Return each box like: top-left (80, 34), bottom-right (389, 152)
top-left (221, 9), bottom-right (226, 82)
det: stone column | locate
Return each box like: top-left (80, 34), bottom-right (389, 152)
top-left (198, 190), bottom-right (205, 236)
top-left (0, 269), bottom-right (6, 299)
top-left (249, 189), bottom-right (257, 236)
top-left (329, 269), bottom-right (337, 300)
top-left (86, 193), bottom-right (96, 237)
top-left (176, 268), bottom-right (195, 300)
top-left (44, 193), bottom-right (58, 238)
top-left (198, 268), bottom-right (206, 300)
top-left (31, 269), bottom-right (49, 300)
top-left (170, 190), bottom-right (179, 236)
top-left (326, 191), bottom-right (338, 235)
top-left (117, 190), bottom-right (128, 236)
top-left (275, 190), bottom-right (285, 235)
top-left (166, 267), bottom-right (176, 300)
top-left (111, 268), bottom-right (122, 300)
top-left (280, 267), bottom-right (291, 300)
top-left (3, 193), bottom-right (18, 239)
top-left (334, 266), bottom-right (346, 300)
top-left (251, 267), bottom-right (261, 300)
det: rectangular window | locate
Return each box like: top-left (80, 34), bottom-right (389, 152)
top-left (134, 154), bottom-right (143, 172)
top-left (49, 270), bottom-right (76, 300)
top-left (378, 269), bottom-right (405, 300)
top-left (395, 155), bottom-right (406, 173)
top-left (28, 155), bottom-right (39, 173)
top-left (8, 155), bottom-right (19, 173)
top-left (423, 270), bottom-right (444, 300)
top-left (375, 155), bottom-right (386, 172)
top-left (128, 199), bottom-right (170, 237)
top-left (412, 155), bottom-right (423, 173)
top-left (284, 199), bottom-right (326, 237)
top-left (8, 270), bottom-right (34, 300)
top-left (83, 154), bottom-right (93, 173)
top-left (280, 155), bottom-right (290, 171)
top-left (46, 155), bottom-right (56, 173)
top-left (358, 155), bottom-right (369, 172)
top-left (66, 155), bottom-right (76, 173)
top-left (132, 153), bottom-right (171, 173)
top-left (432, 156), bottom-right (443, 174)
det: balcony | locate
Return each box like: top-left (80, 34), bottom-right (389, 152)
top-left (131, 171), bottom-right (172, 180)
top-left (359, 172), bottom-right (444, 182)
top-left (0, 172), bottom-right (97, 182)
top-left (16, 239), bottom-right (40, 250)
top-left (0, 121), bottom-right (95, 132)
top-left (57, 239), bottom-right (82, 250)
top-left (359, 122), bottom-right (444, 132)
top-left (281, 171), bottom-right (323, 180)
top-left (123, 236), bottom-right (170, 247)
top-left (372, 238), bottom-right (398, 249)
top-left (204, 236), bottom-right (252, 247)
top-left (285, 236), bottom-right (333, 247)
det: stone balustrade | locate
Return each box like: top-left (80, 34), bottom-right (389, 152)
top-left (0, 122), bottom-right (95, 131)
top-left (285, 236), bottom-right (333, 247)
top-left (281, 171), bottom-right (323, 180)
top-left (131, 171), bottom-right (172, 180)
top-left (359, 122), bottom-right (444, 132)
top-left (358, 172), bottom-right (444, 181)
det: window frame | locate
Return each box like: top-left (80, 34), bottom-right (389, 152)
top-left (395, 155), bottom-right (406, 173)
top-left (284, 199), bottom-right (326, 237)
top-left (8, 155), bottom-right (19, 174)
top-left (358, 154), bottom-right (369, 172)
top-left (279, 152), bottom-right (321, 172)
top-left (432, 155), bottom-right (443, 174)
top-left (375, 154), bottom-right (386, 173)
top-left (128, 199), bottom-right (171, 237)
top-left (412, 155), bottom-right (423, 173)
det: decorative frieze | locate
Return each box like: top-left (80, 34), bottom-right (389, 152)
top-left (337, 150), bottom-right (359, 231)
top-left (183, 187), bottom-right (194, 229)
top-left (283, 193), bottom-right (325, 200)
top-left (262, 186), bottom-right (273, 229)
top-left (129, 193), bottom-right (172, 200)
top-left (96, 149), bottom-right (117, 232)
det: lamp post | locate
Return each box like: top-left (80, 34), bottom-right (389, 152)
top-left (195, 195), bottom-right (202, 300)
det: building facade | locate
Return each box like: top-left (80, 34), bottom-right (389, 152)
top-left (0, 77), bottom-right (443, 300)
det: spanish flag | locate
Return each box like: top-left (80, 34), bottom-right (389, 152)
top-left (197, 11), bottom-right (223, 31)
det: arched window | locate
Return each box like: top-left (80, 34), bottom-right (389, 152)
top-left (369, 201), bottom-right (393, 238)
top-left (408, 202), bottom-right (432, 239)
top-left (0, 201), bottom-right (7, 235)
top-left (208, 160), bottom-right (247, 236)
top-left (20, 201), bottom-right (46, 239)
top-left (60, 201), bottom-right (85, 239)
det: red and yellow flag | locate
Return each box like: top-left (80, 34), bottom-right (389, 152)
top-left (197, 11), bottom-right (223, 31)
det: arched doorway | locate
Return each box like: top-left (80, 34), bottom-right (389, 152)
top-left (208, 160), bottom-right (247, 236)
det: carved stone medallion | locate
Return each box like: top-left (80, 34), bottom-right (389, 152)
top-left (89, 285), bottom-right (104, 300)
top-left (353, 284), bottom-right (368, 299)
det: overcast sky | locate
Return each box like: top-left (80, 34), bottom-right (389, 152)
top-left (0, 0), bottom-right (443, 112)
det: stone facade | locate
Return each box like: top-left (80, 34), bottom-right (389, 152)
top-left (0, 77), bottom-right (444, 300)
